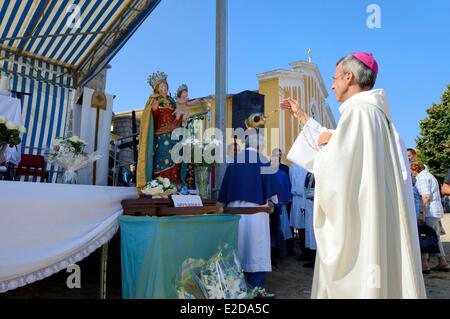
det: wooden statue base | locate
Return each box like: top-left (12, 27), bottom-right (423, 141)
top-left (121, 197), bottom-right (274, 217)
top-left (121, 197), bottom-right (220, 217)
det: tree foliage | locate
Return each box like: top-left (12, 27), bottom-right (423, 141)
top-left (416, 84), bottom-right (450, 182)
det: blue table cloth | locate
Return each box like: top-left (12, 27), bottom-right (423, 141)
top-left (119, 214), bottom-right (240, 299)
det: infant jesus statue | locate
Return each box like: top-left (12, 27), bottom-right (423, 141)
top-left (175, 84), bottom-right (203, 126)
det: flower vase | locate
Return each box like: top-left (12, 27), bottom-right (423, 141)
top-left (195, 166), bottom-right (211, 199)
top-left (61, 169), bottom-right (78, 184)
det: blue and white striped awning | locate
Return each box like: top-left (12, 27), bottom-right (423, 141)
top-left (0, 0), bottom-right (161, 88)
top-left (0, 0), bottom-right (160, 181)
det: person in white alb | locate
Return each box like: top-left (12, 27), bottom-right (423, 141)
top-left (289, 163), bottom-right (308, 258)
top-left (280, 52), bottom-right (426, 299)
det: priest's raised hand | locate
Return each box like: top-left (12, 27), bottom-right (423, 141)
top-left (279, 97), bottom-right (310, 125)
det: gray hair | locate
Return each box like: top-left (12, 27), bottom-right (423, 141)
top-left (337, 55), bottom-right (377, 89)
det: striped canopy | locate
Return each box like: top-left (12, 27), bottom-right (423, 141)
top-left (0, 0), bottom-right (160, 181)
top-left (0, 0), bottom-right (161, 88)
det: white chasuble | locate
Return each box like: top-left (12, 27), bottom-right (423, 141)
top-left (288, 89), bottom-right (426, 299)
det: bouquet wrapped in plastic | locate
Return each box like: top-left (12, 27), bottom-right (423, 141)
top-left (175, 258), bottom-right (206, 299)
top-left (47, 136), bottom-right (101, 184)
top-left (175, 244), bottom-right (250, 299)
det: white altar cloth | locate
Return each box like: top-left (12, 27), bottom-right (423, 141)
top-left (0, 181), bottom-right (137, 293)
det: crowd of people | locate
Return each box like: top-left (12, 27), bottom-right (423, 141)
top-left (270, 149), bottom-right (317, 269)
top-left (218, 136), bottom-right (320, 294)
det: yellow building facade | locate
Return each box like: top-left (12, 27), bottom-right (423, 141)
top-left (256, 60), bottom-right (336, 155)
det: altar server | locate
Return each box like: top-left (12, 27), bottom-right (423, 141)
top-left (218, 131), bottom-right (282, 290)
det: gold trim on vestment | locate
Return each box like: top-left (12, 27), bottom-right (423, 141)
top-left (136, 96), bottom-right (153, 190)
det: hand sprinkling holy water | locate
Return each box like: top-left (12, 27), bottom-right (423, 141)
top-left (279, 97), bottom-right (310, 126)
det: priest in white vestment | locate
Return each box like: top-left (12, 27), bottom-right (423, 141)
top-left (281, 52), bottom-right (426, 299)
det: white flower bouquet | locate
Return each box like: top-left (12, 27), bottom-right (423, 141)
top-left (47, 136), bottom-right (101, 184)
top-left (179, 136), bottom-right (222, 198)
top-left (141, 176), bottom-right (177, 197)
top-left (181, 136), bottom-right (222, 168)
top-left (0, 116), bottom-right (26, 163)
top-left (176, 244), bottom-right (250, 299)
top-left (0, 115), bottom-right (26, 147)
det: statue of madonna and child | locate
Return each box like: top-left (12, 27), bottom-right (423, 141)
top-left (137, 71), bottom-right (204, 193)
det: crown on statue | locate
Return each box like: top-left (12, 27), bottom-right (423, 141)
top-left (176, 84), bottom-right (188, 96)
top-left (147, 71), bottom-right (168, 89)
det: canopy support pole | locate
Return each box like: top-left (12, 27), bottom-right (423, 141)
top-left (214, 0), bottom-right (228, 197)
top-left (100, 243), bottom-right (109, 299)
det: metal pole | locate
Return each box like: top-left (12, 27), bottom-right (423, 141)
top-left (92, 106), bottom-right (100, 185)
top-left (131, 111), bottom-right (138, 165)
top-left (214, 0), bottom-right (227, 198)
top-left (112, 141), bottom-right (119, 186)
top-left (100, 243), bottom-right (109, 299)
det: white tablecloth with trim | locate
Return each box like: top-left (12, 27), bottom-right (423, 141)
top-left (0, 181), bottom-right (137, 293)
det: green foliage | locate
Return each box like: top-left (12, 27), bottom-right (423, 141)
top-left (416, 84), bottom-right (450, 182)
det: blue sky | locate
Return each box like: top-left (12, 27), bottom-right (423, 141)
top-left (107, 0), bottom-right (450, 148)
